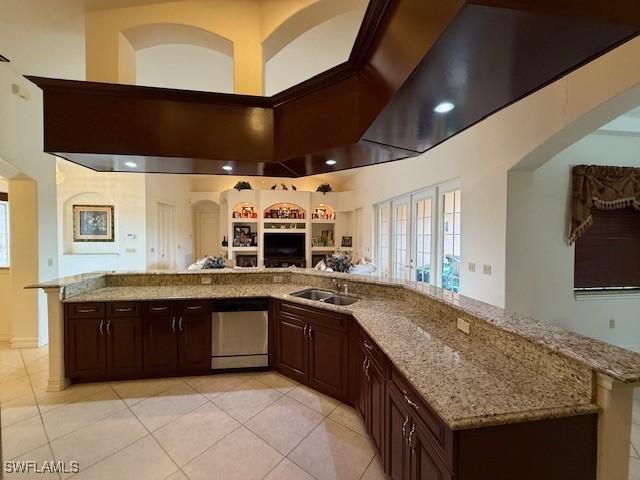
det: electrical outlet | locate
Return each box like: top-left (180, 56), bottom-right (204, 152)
top-left (482, 264), bottom-right (492, 275)
top-left (609, 319), bottom-right (616, 329)
top-left (457, 317), bottom-right (470, 335)
top-left (200, 276), bottom-right (213, 285)
top-left (47, 258), bottom-right (54, 267)
top-left (468, 262), bottom-right (476, 272)
top-left (273, 275), bottom-right (283, 283)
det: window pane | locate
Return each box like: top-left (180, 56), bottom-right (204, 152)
top-left (441, 189), bottom-right (461, 293)
top-left (0, 202), bottom-right (9, 267)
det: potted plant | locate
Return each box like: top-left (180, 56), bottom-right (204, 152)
top-left (316, 183), bottom-right (333, 194)
top-left (234, 181), bottom-right (252, 191)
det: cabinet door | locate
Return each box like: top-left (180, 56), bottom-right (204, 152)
top-left (67, 318), bottom-right (106, 379)
top-left (356, 347), bottom-right (368, 421)
top-left (308, 323), bottom-right (349, 401)
top-left (410, 420), bottom-right (453, 480)
top-left (276, 314), bottom-right (308, 383)
top-left (387, 384), bottom-right (411, 480)
top-left (178, 313), bottom-right (212, 372)
top-left (106, 317), bottom-right (142, 378)
top-left (143, 315), bottom-right (178, 374)
top-left (368, 357), bottom-right (385, 456)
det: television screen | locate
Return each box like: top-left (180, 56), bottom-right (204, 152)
top-left (264, 233), bottom-right (305, 259)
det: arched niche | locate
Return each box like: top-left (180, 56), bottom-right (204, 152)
top-left (263, 203), bottom-right (306, 220)
top-left (122, 23), bottom-right (234, 93)
top-left (62, 192), bottom-right (118, 255)
top-left (232, 201), bottom-right (258, 219)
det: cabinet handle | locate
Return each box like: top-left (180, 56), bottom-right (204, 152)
top-left (98, 320), bottom-right (104, 336)
top-left (364, 357), bottom-right (370, 381)
top-left (151, 306), bottom-right (168, 312)
top-left (363, 339), bottom-right (374, 351)
top-left (186, 305), bottom-right (202, 311)
top-left (362, 356), bottom-right (367, 373)
top-left (171, 317), bottom-right (176, 333)
top-left (115, 307), bottom-right (132, 313)
top-left (403, 392), bottom-right (419, 411)
top-left (79, 308), bottom-right (96, 313)
top-left (106, 320), bottom-right (111, 335)
top-left (402, 416), bottom-right (410, 438)
top-left (303, 325), bottom-right (308, 338)
top-left (178, 317), bottom-right (183, 332)
top-left (408, 424), bottom-right (416, 451)
top-left (307, 326), bottom-right (312, 340)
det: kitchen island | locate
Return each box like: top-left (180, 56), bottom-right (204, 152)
top-left (31, 268), bottom-right (640, 480)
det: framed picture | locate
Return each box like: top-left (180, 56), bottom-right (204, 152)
top-left (73, 205), bottom-right (114, 242)
top-left (241, 206), bottom-right (254, 218)
top-left (341, 236), bottom-right (352, 247)
top-left (233, 226), bottom-right (251, 246)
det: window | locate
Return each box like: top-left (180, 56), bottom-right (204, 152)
top-left (0, 195), bottom-right (9, 267)
top-left (378, 204), bottom-right (390, 278)
top-left (375, 183), bottom-right (461, 292)
top-left (441, 189), bottom-right (461, 293)
top-left (574, 208), bottom-right (640, 290)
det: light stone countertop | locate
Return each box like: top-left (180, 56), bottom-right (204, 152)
top-left (64, 282), bottom-right (599, 430)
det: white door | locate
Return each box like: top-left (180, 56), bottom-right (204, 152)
top-left (392, 197), bottom-right (410, 281)
top-left (156, 202), bottom-right (176, 270)
top-left (411, 190), bottom-right (435, 284)
top-left (355, 208), bottom-right (364, 261)
top-left (196, 211), bottom-right (219, 258)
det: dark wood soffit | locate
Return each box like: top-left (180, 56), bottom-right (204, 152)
top-left (27, 0), bottom-right (640, 177)
top-left (0, 192), bottom-right (7, 201)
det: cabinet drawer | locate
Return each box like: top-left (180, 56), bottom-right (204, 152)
top-left (280, 301), bottom-right (349, 332)
top-left (179, 300), bottom-right (212, 315)
top-left (358, 328), bottom-right (386, 371)
top-left (144, 301), bottom-right (173, 316)
top-left (107, 302), bottom-right (140, 317)
top-left (390, 367), bottom-right (453, 465)
top-left (67, 303), bottom-right (105, 319)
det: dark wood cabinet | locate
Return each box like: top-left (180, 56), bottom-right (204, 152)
top-left (387, 382), bottom-right (411, 480)
top-left (66, 299), bottom-right (211, 382)
top-left (105, 316), bottom-right (142, 378)
top-left (177, 311), bottom-right (212, 372)
top-left (143, 307), bottom-right (178, 374)
top-left (66, 317), bottom-right (106, 379)
top-left (275, 301), bottom-right (350, 402)
top-left (277, 313), bottom-right (308, 383)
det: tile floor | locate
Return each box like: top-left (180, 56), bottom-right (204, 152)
top-left (0, 344), bottom-right (385, 480)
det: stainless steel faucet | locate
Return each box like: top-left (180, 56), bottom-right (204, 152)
top-left (332, 278), bottom-right (348, 294)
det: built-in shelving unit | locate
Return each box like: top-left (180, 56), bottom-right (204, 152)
top-left (219, 189), bottom-right (355, 268)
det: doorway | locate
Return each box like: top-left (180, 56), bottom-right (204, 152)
top-left (193, 201), bottom-right (220, 259)
top-left (156, 202), bottom-right (176, 270)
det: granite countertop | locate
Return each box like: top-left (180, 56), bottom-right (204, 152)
top-left (64, 283), bottom-right (598, 430)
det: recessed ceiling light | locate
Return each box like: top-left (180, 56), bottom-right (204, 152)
top-left (222, 165), bottom-right (233, 171)
top-left (434, 102), bottom-right (455, 114)
top-left (124, 161), bottom-right (137, 168)
top-left (325, 159), bottom-right (337, 166)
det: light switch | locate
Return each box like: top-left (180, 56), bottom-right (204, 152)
top-left (482, 264), bottom-right (492, 275)
top-left (125, 248), bottom-right (136, 254)
top-left (468, 262), bottom-right (475, 272)
top-left (457, 318), bottom-right (470, 335)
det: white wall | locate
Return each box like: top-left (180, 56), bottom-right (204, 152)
top-left (506, 133), bottom-right (640, 350)
top-left (190, 172), bottom-right (352, 193)
top-left (145, 174), bottom-right (193, 269)
top-left (56, 160), bottom-right (147, 276)
top-left (264, 6), bottom-right (366, 95)
top-left (136, 44), bottom-right (234, 93)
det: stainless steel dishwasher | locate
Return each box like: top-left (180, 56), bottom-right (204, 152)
top-left (211, 298), bottom-right (269, 369)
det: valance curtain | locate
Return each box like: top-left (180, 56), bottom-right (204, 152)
top-left (569, 165), bottom-right (640, 244)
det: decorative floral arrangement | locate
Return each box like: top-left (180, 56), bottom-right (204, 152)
top-left (234, 181), bottom-right (252, 191)
top-left (325, 254), bottom-right (352, 273)
top-left (202, 256), bottom-right (226, 269)
top-left (316, 183), bottom-right (333, 194)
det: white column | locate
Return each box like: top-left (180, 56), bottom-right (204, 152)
top-left (44, 287), bottom-right (69, 392)
top-left (596, 373), bottom-right (637, 480)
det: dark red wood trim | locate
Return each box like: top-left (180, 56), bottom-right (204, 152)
top-left (0, 192), bottom-right (7, 201)
top-left (0, 54), bottom-right (9, 62)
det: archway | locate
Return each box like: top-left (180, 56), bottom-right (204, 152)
top-left (192, 199), bottom-right (221, 260)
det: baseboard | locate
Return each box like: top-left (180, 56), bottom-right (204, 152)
top-left (10, 336), bottom-right (40, 348)
top-left (0, 332), bottom-right (9, 343)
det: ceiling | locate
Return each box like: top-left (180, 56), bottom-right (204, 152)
top-left (599, 106), bottom-right (640, 134)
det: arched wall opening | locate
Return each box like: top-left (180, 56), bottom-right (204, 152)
top-left (505, 84), bottom-right (640, 350)
top-left (191, 199), bottom-right (221, 260)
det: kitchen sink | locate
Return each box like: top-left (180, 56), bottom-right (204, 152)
top-left (290, 289), bottom-right (359, 306)
top-left (323, 295), bottom-right (359, 306)
top-left (291, 289), bottom-right (335, 301)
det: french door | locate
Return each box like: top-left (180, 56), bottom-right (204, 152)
top-left (389, 190), bottom-right (436, 284)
